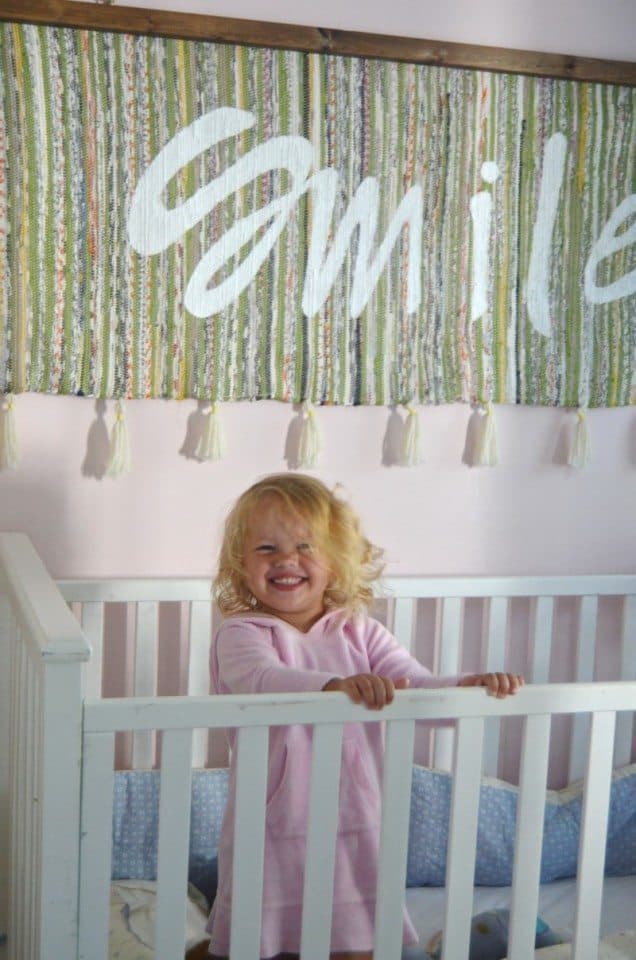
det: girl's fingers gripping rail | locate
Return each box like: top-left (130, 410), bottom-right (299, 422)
top-left (322, 674), bottom-right (410, 709)
top-left (458, 672), bottom-right (525, 698)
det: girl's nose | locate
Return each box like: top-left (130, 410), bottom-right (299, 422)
top-left (275, 546), bottom-right (298, 563)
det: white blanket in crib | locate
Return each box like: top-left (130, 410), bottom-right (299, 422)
top-left (110, 881), bottom-right (209, 957)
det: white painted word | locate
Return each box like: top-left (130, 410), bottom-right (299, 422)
top-left (128, 108), bottom-right (636, 332)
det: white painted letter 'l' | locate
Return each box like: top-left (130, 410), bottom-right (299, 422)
top-left (525, 132), bottom-right (567, 336)
top-left (470, 161), bottom-right (500, 324)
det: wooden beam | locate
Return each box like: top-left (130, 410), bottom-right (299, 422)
top-left (1, 0), bottom-right (634, 86)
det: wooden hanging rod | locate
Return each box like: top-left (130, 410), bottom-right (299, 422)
top-left (1, 0), bottom-right (635, 86)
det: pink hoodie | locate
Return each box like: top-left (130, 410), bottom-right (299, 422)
top-left (206, 609), bottom-right (459, 957)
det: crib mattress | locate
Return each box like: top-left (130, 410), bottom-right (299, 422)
top-left (405, 876), bottom-right (636, 952)
top-left (105, 877), bottom-right (636, 959)
top-left (530, 931), bottom-right (636, 960)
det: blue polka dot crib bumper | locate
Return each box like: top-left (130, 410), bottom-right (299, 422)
top-left (110, 762), bottom-right (636, 900)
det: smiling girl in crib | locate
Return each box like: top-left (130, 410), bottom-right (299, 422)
top-left (206, 473), bottom-right (523, 960)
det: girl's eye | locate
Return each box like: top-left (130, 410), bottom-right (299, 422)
top-left (255, 544), bottom-right (275, 553)
top-left (298, 542), bottom-right (312, 552)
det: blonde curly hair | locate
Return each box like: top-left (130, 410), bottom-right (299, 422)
top-left (214, 474), bottom-right (384, 616)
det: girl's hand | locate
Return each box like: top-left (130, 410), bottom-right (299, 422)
top-left (322, 674), bottom-right (410, 709)
top-left (458, 672), bottom-right (524, 698)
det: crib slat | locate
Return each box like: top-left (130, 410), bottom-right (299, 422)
top-left (20, 639), bottom-right (29, 960)
top-left (6, 612), bottom-right (18, 960)
top-left (11, 631), bottom-right (43, 960)
top-left (26, 656), bottom-right (38, 960)
top-left (433, 597), bottom-right (462, 770)
top-left (374, 720), bottom-right (416, 959)
top-left (441, 716), bottom-right (484, 960)
top-left (569, 597), bottom-right (597, 783)
top-left (437, 597), bottom-right (462, 674)
top-left (155, 729), bottom-right (195, 960)
top-left (300, 723), bottom-right (344, 960)
top-left (482, 597), bottom-right (508, 776)
top-left (81, 601), bottom-right (105, 699)
top-left (230, 726), bottom-right (269, 960)
top-left (615, 595), bottom-right (636, 767)
top-left (10, 634), bottom-right (25, 960)
top-left (188, 600), bottom-right (212, 767)
top-left (392, 598), bottom-right (415, 650)
top-left (507, 713), bottom-right (551, 960)
top-left (132, 601), bottom-right (159, 769)
top-left (572, 710), bottom-right (616, 960)
top-left (530, 597), bottom-right (554, 683)
top-left (78, 732), bottom-right (115, 960)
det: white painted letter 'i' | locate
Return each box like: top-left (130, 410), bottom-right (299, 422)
top-left (470, 161), bottom-right (500, 324)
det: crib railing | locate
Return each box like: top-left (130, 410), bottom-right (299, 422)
top-left (58, 572), bottom-right (636, 778)
top-left (0, 533), bottom-right (90, 960)
top-left (59, 577), bottom-right (215, 767)
top-left (384, 576), bottom-right (636, 779)
top-left (79, 681), bottom-right (636, 960)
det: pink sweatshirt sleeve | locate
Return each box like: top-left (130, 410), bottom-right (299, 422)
top-left (363, 618), bottom-right (461, 688)
top-left (213, 620), bottom-right (335, 695)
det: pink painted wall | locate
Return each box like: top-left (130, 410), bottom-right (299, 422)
top-left (1, 0), bottom-right (635, 581)
top-left (1, 395), bottom-right (635, 578)
top-left (107, 0), bottom-right (636, 61)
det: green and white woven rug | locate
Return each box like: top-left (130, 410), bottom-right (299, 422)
top-left (1, 23), bottom-right (634, 407)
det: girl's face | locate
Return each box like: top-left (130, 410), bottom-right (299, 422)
top-left (242, 496), bottom-right (331, 633)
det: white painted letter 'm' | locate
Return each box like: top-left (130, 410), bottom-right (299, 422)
top-left (302, 170), bottom-right (422, 318)
top-left (185, 137), bottom-right (313, 316)
top-left (584, 194), bottom-right (636, 304)
top-left (525, 132), bottom-right (567, 336)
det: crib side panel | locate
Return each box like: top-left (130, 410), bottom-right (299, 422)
top-left (61, 580), bottom-right (216, 769)
top-left (81, 682), bottom-right (635, 960)
top-left (63, 573), bottom-right (636, 783)
top-left (615, 595), bottom-right (636, 767)
top-left (382, 575), bottom-right (636, 781)
top-left (1, 533), bottom-right (89, 960)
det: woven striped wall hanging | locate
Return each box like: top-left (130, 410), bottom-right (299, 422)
top-left (0, 22), bottom-right (634, 469)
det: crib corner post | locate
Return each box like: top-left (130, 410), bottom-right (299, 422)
top-left (38, 655), bottom-right (85, 959)
top-left (0, 533), bottom-right (90, 960)
top-left (0, 593), bottom-right (11, 953)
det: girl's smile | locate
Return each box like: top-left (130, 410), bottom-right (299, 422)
top-left (242, 497), bottom-right (331, 632)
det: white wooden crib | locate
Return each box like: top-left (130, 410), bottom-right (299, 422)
top-left (1, 532), bottom-right (635, 960)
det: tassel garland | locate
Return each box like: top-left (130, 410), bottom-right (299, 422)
top-left (1, 393), bottom-right (20, 469)
top-left (106, 400), bottom-right (131, 477)
top-left (566, 407), bottom-right (591, 469)
top-left (401, 405), bottom-right (423, 466)
top-left (196, 402), bottom-right (226, 461)
top-left (297, 401), bottom-right (322, 468)
top-left (474, 402), bottom-right (498, 466)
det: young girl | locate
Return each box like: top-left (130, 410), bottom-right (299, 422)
top-left (206, 474), bottom-right (523, 960)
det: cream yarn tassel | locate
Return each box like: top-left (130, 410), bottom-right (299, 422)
top-left (297, 401), bottom-right (322, 468)
top-left (474, 401), bottom-right (498, 466)
top-left (401, 405), bottom-right (423, 466)
top-left (196, 402), bottom-right (226, 461)
top-left (566, 407), bottom-right (591, 468)
top-left (107, 400), bottom-right (131, 477)
top-left (1, 393), bottom-right (20, 468)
